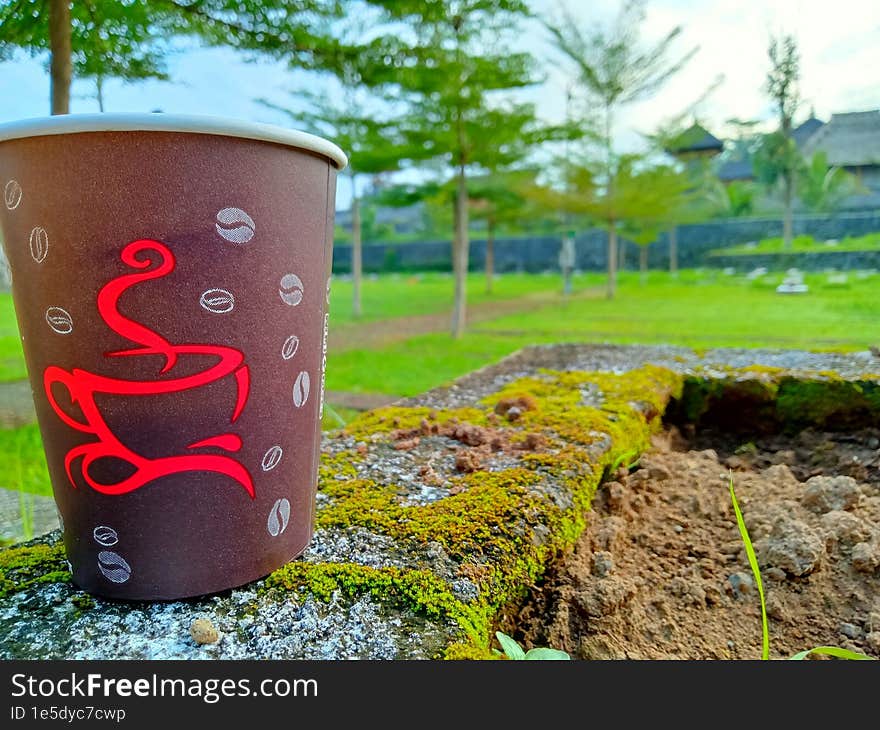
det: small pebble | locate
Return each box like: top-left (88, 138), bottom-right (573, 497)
top-left (190, 618), bottom-right (219, 645)
top-left (840, 622), bottom-right (861, 640)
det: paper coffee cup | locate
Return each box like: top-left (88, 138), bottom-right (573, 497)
top-left (0, 113), bottom-right (345, 599)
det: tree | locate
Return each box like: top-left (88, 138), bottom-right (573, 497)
top-left (797, 150), bottom-right (859, 213)
top-left (760, 33), bottom-right (801, 249)
top-left (0, 1), bottom-right (354, 114)
top-left (468, 169), bottom-right (535, 293)
top-left (544, 0), bottom-right (696, 298)
top-left (375, 0), bottom-right (538, 338)
top-left (259, 8), bottom-right (411, 319)
top-left (616, 161), bottom-right (697, 283)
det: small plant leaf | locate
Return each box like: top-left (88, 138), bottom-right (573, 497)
top-left (789, 646), bottom-right (876, 661)
top-left (729, 474), bottom-right (770, 660)
top-left (524, 647), bottom-right (571, 660)
top-left (495, 631), bottom-right (526, 660)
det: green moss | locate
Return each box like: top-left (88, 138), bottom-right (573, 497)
top-left (775, 377), bottom-right (880, 429)
top-left (0, 541), bottom-right (69, 598)
top-left (300, 365), bottom-right (681, 657)
top-left (318, 449), bottom-right (361, 483)
top-left (264, 561), bottom-right (488, 648)
top-left (344, 405), bottom-right (490, 439)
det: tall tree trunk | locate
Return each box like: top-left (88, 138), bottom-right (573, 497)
top-left (669, 225), bottom-right (678, 278)
top-left (603, 104), bottom-right (616, 299)
top-left (639, 245), bottom-right (648, 285)
top-left (351, 198), bottom-right (363, 318)
top-left (49, 0), bottom-right (72, 115)
top-left (485, 217), bottom-right (495, 294)
top-left (351, 174), bottom-right (362, 319)
top-left (96, 74), bottom-right (105, 112)
top-left (451, 166), bottom-right (469, 338)
top-left (606, 223), bottom-right (617, 300)
top-left (783, 172), bottom-right (794, 250)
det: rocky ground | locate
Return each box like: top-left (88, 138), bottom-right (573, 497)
top-left (517, 426), bottom-right (880, 659)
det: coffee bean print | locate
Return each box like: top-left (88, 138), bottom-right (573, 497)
top-left (45, 306), bottom-right (73, 334)
top-left (279, 273), bottom-right (304, 306)
top-left (261, 445), bottom-right (283, 472)
top-left (97, 550), bottom-right (132, 583)
top-left (4, 179), bottom-right (21, 210)
top-left (93, 525), bottom-right (118, 547)
top-left (199, 288), bottom-right (235, 314)
top-left (292, 370), bottom-right (310, 408)
top-left (281, 334), bottom-right (300, 360)
top-left (267, 497), bottom-right (291, 537)
top-left (29, 226), bottom-right (49, 263)
top-left (215, 207), bottom-right (255, 244)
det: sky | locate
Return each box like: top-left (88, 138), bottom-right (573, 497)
top-left (1, 0), bottom-right (878, 211)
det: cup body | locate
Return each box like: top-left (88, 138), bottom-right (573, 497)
top-left (0, 115), bottom-right (343, 599)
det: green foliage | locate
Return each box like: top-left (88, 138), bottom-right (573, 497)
top-left (0, 0), bottom-right (358, 110)
top-left (494, 631), bottom-right (570, 660)
top-left (753, 130), bottom-right (803, 188)
top-left (797, 151), bottom-right (860, 213)
top-left (724, 180), bottom-right (758, 217)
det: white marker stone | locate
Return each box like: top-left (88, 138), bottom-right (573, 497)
top-left (292, 371), bottom-right (310, 408)
top-left (4, 180), bottom-right (22, 210)
top-left (261, 445), bottom-right (283, 472)
top-left (29, 226), bottom-right (48, 263)
top-left (200, 288), bottom-right (235, 314)
top-left (45, 306), bottom-right (73, 334)
top-left (215, 207), bottom-right (255, 244)
top-left (97, 551), bottom-right (131, 583)
top-left (281, 334), bottom-right (300, 360)
top-left (93, 525), bottom-right (118, 547)
top-left (267, 497), bottom-right (291, 537)
top-left (279, 273), bottom-right (304, 306)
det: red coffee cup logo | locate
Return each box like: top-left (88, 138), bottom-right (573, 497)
top-left (43, 240), bottom-right (254, 498)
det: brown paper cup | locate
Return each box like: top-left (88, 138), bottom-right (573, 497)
top-left (0, 114), bottom-right (345, 600)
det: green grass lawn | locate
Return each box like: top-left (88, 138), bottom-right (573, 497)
top-left (325, 269), bottom-right (880, 396)
top-left (0, 295), bottom-right (25, 382)
top-left (327, 270), bottom-right (586, 325)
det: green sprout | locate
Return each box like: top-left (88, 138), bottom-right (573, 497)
top-left (728, 473), bottom-right (874, 661)
top-left (494, 631), bottom-right (570, 661)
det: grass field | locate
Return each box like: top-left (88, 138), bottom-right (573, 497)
top-left (325, 269), bottom-right (880, 395)
top-left (3, 267), bottom-right (880, 498)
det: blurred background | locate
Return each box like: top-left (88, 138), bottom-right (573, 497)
top-left (1, 0), bottom-right (879, 542)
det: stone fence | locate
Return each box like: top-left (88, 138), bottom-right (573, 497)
top-left (331, 210), bottom-right (880, 274)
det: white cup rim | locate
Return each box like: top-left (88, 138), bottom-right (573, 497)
top-left (0, 112), bottom-right (348, 169)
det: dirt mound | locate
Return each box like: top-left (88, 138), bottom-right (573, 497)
top-left (516, 427), bottom-right (880, 659)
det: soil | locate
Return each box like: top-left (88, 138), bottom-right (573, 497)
top-left (516, 425), bottom-right (880, 659)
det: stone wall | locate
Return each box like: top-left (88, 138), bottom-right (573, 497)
top-left (330, 210), bottom-right (880, 274)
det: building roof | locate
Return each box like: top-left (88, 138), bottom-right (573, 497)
top-left (792, 116), bottom-right (824, 147)
top-left (666, 123), bottom-right (724, 155)
top-left (802, 110), bottom-right (880, 167)
top-left (717, 158), bottom-right (753, 182)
